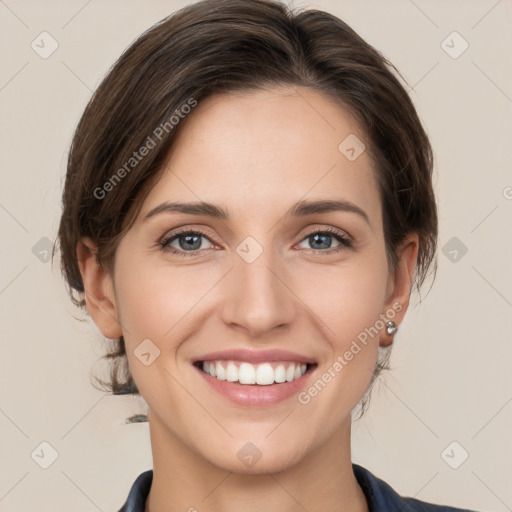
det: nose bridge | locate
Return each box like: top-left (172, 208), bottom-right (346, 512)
top-left (221, 238), bottom-right (296, 336)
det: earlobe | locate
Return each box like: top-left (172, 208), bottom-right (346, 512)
top-left (76, 237), bottom-right (123, 339)
top-left (379, 234), bottom-right (419, 347)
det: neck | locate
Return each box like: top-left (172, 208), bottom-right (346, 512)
top-left (144, 412), bottom-right (368, 512)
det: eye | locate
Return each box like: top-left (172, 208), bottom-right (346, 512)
top-left (296, 228), bottom-right (353, 253)
top-left (159, 228), bottom-right (215, 256)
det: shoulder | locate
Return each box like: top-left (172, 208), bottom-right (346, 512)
top-left (352, 463), bottom-right (478, 512)
top-left (117, 469), bottom-right (153, 512)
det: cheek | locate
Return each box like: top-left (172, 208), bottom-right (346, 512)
top-left (111, 245), bottom-right (241, 403)
top-left (290, 248), bottom-right (389, 391)
top-left (291, 247), bottom-right (390, 344)
top-left (290, 262), bottom-right (388, 424)
top-left (113, 263), bottom-right (203, 419)
top-left (114, 245), bottom-right (217, 339)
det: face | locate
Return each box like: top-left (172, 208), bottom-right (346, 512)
top-left (79, 86), bottom-right (417, 474)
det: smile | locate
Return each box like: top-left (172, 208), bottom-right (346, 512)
top-left (198, 360), bottom-right (309, 385)
top-left (192, 349), bottom-right (317, 406)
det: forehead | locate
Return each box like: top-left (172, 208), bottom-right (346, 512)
top-left (138, 86), bottom-right (381, 227)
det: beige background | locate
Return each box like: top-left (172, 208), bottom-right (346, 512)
top-left (1, 0), bottom-right (511, 510)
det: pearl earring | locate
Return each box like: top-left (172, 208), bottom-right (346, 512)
top-left (386, 321), bottom-right (398, 335)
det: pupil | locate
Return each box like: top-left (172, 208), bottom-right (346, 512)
top-left (181, 234), bottom-right (200, 250)
top-left (312, 233), bottom-right (330, 249)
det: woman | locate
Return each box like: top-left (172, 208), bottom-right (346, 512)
top-left (55, 0), bottom-right (477, 510)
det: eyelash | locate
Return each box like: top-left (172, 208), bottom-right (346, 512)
top-left (158, 226), bottom-right (353, 257)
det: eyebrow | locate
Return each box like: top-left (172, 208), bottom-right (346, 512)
top-left (143, 199), bottom-right (370, 226)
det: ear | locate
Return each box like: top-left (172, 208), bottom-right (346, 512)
top-left (76, 237), bottom-right (123, 339)
top-left (379, 233), bottom-right (419, 347)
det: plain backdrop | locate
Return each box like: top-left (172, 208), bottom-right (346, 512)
top-left (1, 0), bottom-right (511, 511)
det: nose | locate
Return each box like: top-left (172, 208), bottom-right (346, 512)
top-left (219, 246), bottom-right (297, 339)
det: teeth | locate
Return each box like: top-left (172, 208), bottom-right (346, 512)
top-left (226, 361), bottom-right (238, 382)
top-left (216, 361), bottom-right (226, 380)
top-left (274, 364), bottom-right (286, 383)
top-left (200, 360), bottom-right (308, 385)
top-left (256, 363), bottom-right (274, 385)
top-left (239, 362), bottom-right (256, 384)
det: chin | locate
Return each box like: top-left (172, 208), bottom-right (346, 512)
top-left (203, 439), bottom-right (307, 475)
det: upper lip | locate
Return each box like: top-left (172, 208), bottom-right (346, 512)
top-left (193, 348), bottom-right (315, 364)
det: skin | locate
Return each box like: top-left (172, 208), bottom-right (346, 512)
top-left (77, 86), bottom-right (418, 512)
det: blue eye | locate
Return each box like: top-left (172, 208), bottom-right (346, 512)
top-left (159, 227), bottom-right (352, 257)
top-left (160, 229), bottom-right (213, 255)
top-left (297, 229), bottom-right (352, 252)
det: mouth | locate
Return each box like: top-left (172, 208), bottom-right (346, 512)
top-left (192, 349), bottom-right (317, 406)
top-left (194, 360), bottom-right (315, 385)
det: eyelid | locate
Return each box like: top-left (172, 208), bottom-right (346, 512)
top-left (159, 225), bottom-right (218, 245)
top-left (295, 224), bottom-right (353, 243)
top-left (160, 223), bottom-right (352, 242)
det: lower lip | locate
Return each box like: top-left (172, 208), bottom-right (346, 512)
top-left (195, 365), bottom-right (315, 407)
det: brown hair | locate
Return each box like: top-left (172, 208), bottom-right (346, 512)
top-left (53, 0), bottom-right (437, 423)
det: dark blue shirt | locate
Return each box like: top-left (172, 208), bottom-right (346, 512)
top-left (117, 464), bottom-right (477, 511)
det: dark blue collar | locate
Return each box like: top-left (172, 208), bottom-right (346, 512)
top-left (117, 464), bottom-right (476, 512)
